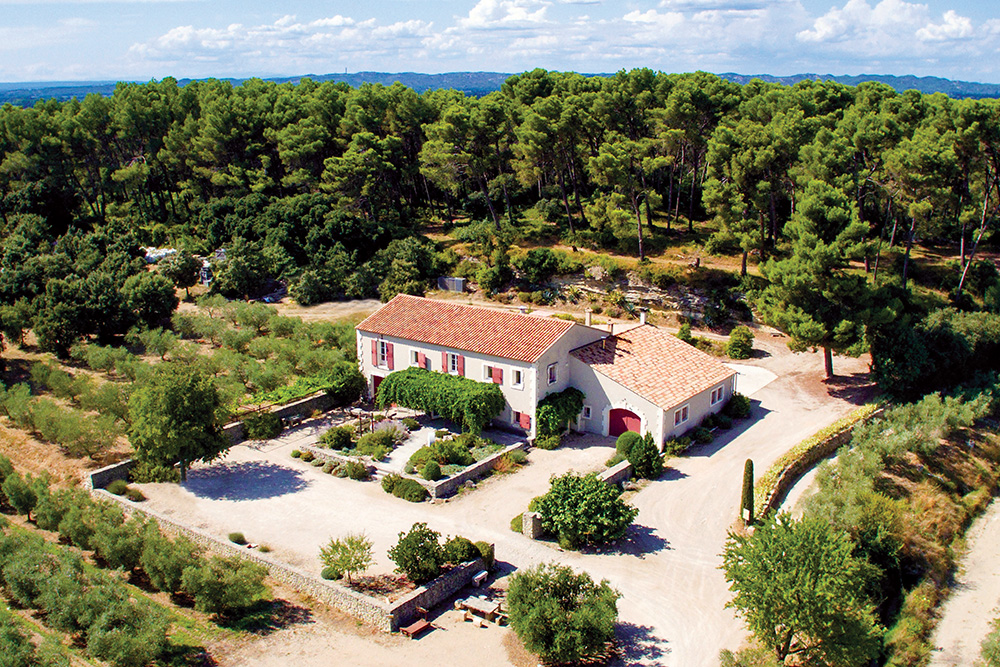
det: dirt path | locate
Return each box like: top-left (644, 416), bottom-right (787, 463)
top-left (929, 500), bottom-right (1000, 667)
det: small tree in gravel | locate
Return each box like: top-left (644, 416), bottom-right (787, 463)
top-left (628, 433), bottom-right (663, 479)
top-left (534, 472), bottom-right (638, 548)
top-left (387, 522), bottom-right (444, 585)
top-left (741, 459), bottom-right (754, 525)
top-left (727, 325), bottom-right (754, 359)
top-left (319, 533), bottom-right (374, 584)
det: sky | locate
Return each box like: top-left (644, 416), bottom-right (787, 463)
top-left (2, 0), bottom-right (1000, 84)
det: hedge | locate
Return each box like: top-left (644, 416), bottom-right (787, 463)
top-left (753, 403), bottom-right (882, 518)
top-left (374, 367), bottom-right (505, 434)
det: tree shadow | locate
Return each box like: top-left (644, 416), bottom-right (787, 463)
top-left (659, 468), bottom-right (688, 482)
top-left (215, 598), bottom-right (314, 636)
top-left (184, 461), bottom-right (310, 500)
top-left (591, 524), bottom-right (671, 558)
top-left (684, 401), bottom-right (771, 458)
top-left (612, 622), bottom-right (671, 666)
top-left (750, 347), bottom-right (772, 359)
top-left (824, 372), bottom-right (877, 406)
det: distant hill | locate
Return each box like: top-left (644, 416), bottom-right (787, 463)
top-left (2, 70), bottom-right (999, 107)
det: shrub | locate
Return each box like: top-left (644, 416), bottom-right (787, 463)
top-left (726, 326), bottom-right (754, 360)
top-left (311, 458), bottom-right (325, 467)
top-left (319, 533), bottom-right (374, 583)
top-left (2, 473), bottom-right (38, 520)
top-left (444, 536), bottom-right (479, 564)
top-left (724, 393), bottom-right (752, 419)
top-left (243, 412), bottom-right (282, 440)
top-left (663, 436), bottom-right (692, 456)
top-left (388, 523), bottom-right (444, 585)
top-left (181, 555), bottom-right (269, 615)
top-left (534, 473), bottom-right (638, 548)
top-left (87, 597), bottom-right (169, 667)
top-left (677, 322), bottom-right (694, 344)
top-left (534, 434), bottom-right (561, 450)
top-left (507, 562), bottom-right (620, 665)
top-left (381, 473), bottom-right (402, 494)
top-left (409, 440), bottom-right (474, 468)
top-left (422, 461), bottom-right (442, 481)
top-left (402, 417), bottom-right (420, 431)
top-left (615, 431), bottom-right (642, 457)
top-left (393, 479), bottom-right (429, 503)
top-left (321, 566), bottom-right (340, 580)
top-left (355, 430), bottom-right (394, 460)
top-left (106, 479), bottom-right (129, 496)
top-left (372, 419), bottom-right (409, 445)
top-left (319, 425), bottom-right (354, 450)
top-left (510, 513), bottom-right (524, 533)
top-left (91, 514), bottom-right (146, 572)
top-left (606, 452), bottom-right (626, 467)
top-left (628, 433), bottom-right (664, 480)
top-left (300, 451), bottom-right (315, 462)
top-left (290, 450), bottom-right (302, 458)
top-left (475, 541), bottom-right (495, 570)
top-left (346, 460), bottom-right (369, 481)
top-left (228, 532), bottom-right (247, 545)
top-left (322, 461), bottom-right (335, 474)
top-left (716, 414), bottom-right (734, 430)
top-left (536, 387), bottom-right (585, 437)
top-left (693, 427), bottom-right (714, 444)
top-left (125, 488), bottom-right (145, 502)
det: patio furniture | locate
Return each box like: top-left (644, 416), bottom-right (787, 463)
top-left (401, 619), bottom-right (431, 638)
top-left (459, 596), bottom-right (501, 622)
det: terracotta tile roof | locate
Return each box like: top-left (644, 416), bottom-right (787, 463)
top-left (356, 295), bottom-right (575, 363)
top-left (571, 325), bottom-right (736, 410)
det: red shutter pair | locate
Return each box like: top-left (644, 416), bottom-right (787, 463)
top-left (491, 367), bottom-right (503, 384)
top-left (370, 339), bottom-right (394, 370)
top-left (440, 351), bottom-right (465, 376)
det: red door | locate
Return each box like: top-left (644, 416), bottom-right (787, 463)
top-left (609, 409), bottom-right (641, 437)
top-left (372, 375), bottom-right (384, 400)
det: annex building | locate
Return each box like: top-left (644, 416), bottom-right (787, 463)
top-left (356, 295), bottom-right (737, 444)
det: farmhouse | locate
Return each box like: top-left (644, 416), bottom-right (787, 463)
top-left (356, 295), bottom-right (737, 444)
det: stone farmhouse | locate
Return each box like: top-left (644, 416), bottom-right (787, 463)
top-left (356, 295), bottom-right (737, 443)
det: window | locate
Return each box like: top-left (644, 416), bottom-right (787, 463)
top-left (512, 410), bottom-right (521, 424)
top-left (711, 386), bottom-right (725, 405)
top-left (512, 369), bottom-right (524, 389)
top-left (674, 405), bottom-right (689, 427)
top-left (483, 365), bottom-right (503, 384)
top-left (377, 341), bottom-right (388, 367)
top-left (547, 363), bottom-right (557, 385)
top-left (411, 350), bottom-right (420, 366)
top-left (582, 405), bottom-right (592, 420)
top-left (447, 353), bottom-right (461, 375)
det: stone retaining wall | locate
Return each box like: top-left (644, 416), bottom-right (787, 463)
top-left (86, 459), bottom-right (137, 490)
top-left (224, 391), bottom-right (337, 445)
top-left (90, 487), bottom-right (489, 632)
top-left (598, 460), bottom-right (633, 486)
top-left (757, 407), bottom-right (884, 517)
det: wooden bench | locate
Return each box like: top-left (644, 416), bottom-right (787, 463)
top-left (401, 619), bottom-right (431, 639)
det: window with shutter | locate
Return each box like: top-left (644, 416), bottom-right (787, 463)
top-left (492, 367), bottom-right (503, 384)
top-left (457, 355), bottom-right (465, 376)
top-left (386, 343), bottom-right (394, 370)
top-left (519, 412), bottom-right (531, 429)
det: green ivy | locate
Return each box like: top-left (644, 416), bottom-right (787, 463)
top-left (374, 367), bottom-right (505, 434)
top-left (536, 387), bottom-right (585, 437)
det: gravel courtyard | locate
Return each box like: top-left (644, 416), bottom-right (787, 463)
top-left (135, 333), bottom-right (874, 666)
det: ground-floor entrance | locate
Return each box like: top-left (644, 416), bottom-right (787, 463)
top-left (608, 408), bottom-right (641, 437)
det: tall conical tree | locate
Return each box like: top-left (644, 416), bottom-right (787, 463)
top-left (741, 459), bottom-right (754, 525)
top-left (759, 181), bottom-right (884, 378)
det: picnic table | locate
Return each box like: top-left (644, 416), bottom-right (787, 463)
top-left (457, 596), bottom-right (502, 621)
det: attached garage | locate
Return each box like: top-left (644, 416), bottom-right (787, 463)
top-left (608, 408), bottom-right (641, 437)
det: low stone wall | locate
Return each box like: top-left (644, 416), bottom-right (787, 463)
top-left (224, 391), bottom-right (337, 445)
top-left (86, 459), bottom-right (137, 490)
top-left (301, 441), bottom-right (529, 499)
top-left (598, 460), bottom-right (632, 486)
top-left (756, 405), bottom-right (884, 518)
top-left (390, 557), bottom-right (487, 628)
top-left (90, 487), bottom-right (488, 632)
top-left (426, 442), bottom-right (529, 498)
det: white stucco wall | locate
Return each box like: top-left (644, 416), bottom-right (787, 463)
top-left (566, 356), bottom-right (665, 441)
top-left (662, 372), bottom-right (737, 439)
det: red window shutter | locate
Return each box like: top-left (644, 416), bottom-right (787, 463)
top-left (441, 351), bottom-right (448, 372)
top-left (371, 340), bottom-right (378, 366)
top-left (457, 355), bottom-right (465, 376)
top-left (386, 343), bottom-right (394, 370)
top-left (492, 367), bottom-right (503, 384)
top-left (418, 352), bottom-right (426, 369)
top-left (520, 412), bottom-right (531, 429)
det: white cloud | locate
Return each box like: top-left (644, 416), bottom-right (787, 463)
top-left (459, 0), bottom-right (550, 29)
top-left (916, 10), bottom-right (973, 41)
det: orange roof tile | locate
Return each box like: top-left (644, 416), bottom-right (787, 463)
top-left (571, 325), bottom-right (735, 410)
top-left (356, 295), bottom-right (574, 363)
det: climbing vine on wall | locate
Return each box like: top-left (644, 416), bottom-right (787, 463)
top-left (536, 387), bottom-right (585, 437)
top-left (375, 367), bottom-right (506, 434)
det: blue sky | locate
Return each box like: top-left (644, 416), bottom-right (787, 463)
top-left (2, 0), bottom-right (1000, 83)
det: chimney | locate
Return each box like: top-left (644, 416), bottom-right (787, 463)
top-left (639, 308), bottom-right (647, 325)
top-left (585, 308), bottom-right (593, 327)
top-left (609, 322), bottom-right (613, 337)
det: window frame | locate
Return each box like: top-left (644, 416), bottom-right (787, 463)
top-left (511, 369), bottom-right (524, 389)
top-left (377, 340), bottom-right (388, 367)
top-left (710, 386), bottom-right (724, 405)
top-left (582, 405), bottom-right (592, 420)
top-left (674, 404), bottom-right (689, 427)
top-left (547, 363), bottom-right (557, 385)
top-left (447, 352), bottom-right (460, 375)
top-left (411, 350), bottom-right (420, 367)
